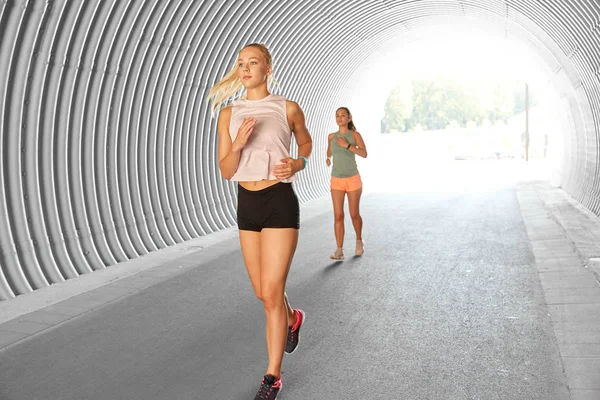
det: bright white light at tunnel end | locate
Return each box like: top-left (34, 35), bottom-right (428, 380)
top-left (343, 24), bottom-right (566, 194)
top-left (390, 27), bottom-right (550, 82)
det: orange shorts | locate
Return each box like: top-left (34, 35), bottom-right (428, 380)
top-left (330, 174), bottom-right (363, 192)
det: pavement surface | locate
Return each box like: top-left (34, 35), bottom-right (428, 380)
top-left (0, 160), bottom-right (598, 400)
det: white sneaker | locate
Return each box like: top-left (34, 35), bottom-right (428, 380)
top-left (330, 248), bottom-right (344, 260)
top-left (355, 240), bottom-right (364, 256)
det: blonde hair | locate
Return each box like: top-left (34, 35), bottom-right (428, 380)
top-left (207, 43), bottom-right (273, 113)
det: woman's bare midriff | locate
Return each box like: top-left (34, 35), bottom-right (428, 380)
top-left (239, 179), bottom-right (280, 191)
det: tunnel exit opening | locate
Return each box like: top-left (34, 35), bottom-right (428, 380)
top-left (336, 23), bottom-right (572, 194)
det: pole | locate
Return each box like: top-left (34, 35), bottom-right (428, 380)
top-left (525, 83), bottom-right (529, 162)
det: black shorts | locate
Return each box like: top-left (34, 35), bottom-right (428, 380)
top-left (237, 182), bottom-right (300, 232)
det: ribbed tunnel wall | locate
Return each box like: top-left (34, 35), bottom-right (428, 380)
top-left (1, 0), bottom-right (599, 300)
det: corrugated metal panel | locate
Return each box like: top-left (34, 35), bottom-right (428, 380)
top-left (1, 0), bottom-right (599, 299)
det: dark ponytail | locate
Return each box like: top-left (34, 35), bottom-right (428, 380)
top-left (337, 107), bottom-right (356, 131)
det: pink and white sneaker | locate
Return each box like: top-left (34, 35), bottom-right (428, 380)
top-left (254, 374), bottom-right (282, 400)
top-left (285, 309), bottom-right (305, 354)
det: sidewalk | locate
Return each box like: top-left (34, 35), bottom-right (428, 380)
top-left (517, 181), bottom-right (600, 400)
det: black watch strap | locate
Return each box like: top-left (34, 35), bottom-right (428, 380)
top-left (346, 143), bottom-right (351, 149)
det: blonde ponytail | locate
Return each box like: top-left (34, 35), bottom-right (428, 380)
top-left (207, 63), bottom-right (244, 113)
top-left (207, 43), bottom-right (273, 114)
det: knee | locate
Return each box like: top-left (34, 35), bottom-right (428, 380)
top-left (350, 211), bottom-right (361, 221)
top-left (334, 211), bottom-right (344, 222)
top-left (260, 291), bottom-right (283, 311)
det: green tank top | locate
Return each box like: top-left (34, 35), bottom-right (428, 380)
top-left (330, 130), bottom-right (359, 178)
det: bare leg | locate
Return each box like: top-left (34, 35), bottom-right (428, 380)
top-left (331, 190), bottom-right (346, 248)
top-left (347, 188), bottom-right (363, 240)
top-left (239, 230), bottom-right (294, 325)
top-left (259, 228), bottom-right (298, 378)
top-left (284, 293), bottom-right (296, 327)
top-left (239, 230), bottom-right (262, 296)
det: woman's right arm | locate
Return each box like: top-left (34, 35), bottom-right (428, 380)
top-left (217, 107), bottom-right (256, 180)
top-left (326, 133), bottom-right (333, 166)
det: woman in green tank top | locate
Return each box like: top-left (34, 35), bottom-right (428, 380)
top-left (326, 107), bottom-right (368, 260)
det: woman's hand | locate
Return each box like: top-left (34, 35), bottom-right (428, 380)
top-left (273, 157), bottom-right (303, 180)
top-left (231, 117), bottom-right (255, 153)
top-left (335, 137), bottom-right (349, 148)
top-left (326, 157), bottom-right (331, 166)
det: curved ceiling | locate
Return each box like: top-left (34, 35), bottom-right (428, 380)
top-left (0, 0), bottom-right (598, 299)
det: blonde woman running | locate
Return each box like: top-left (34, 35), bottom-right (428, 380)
top-left (208, 43), bottom-right (312, 400)
top-left (326, 107), bottom-right (368, 260)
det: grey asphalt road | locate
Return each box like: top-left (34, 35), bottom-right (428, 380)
top-left (0, 185), bottom-right (569, 400)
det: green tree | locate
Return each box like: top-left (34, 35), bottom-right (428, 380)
top-left (381, 77), bottom-right (537, 133)
top-left (405, 78), bottom-right (484, 130)
top-left (489, 81), bottom-right (515, 123)
top-left (381, 80), bottom-right (413, 132)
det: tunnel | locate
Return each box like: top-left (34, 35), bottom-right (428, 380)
top-left (1, 0), bottom-right (599, 300)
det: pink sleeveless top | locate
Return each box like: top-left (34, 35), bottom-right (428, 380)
top-left (229, 94), bottom-right (295, 183)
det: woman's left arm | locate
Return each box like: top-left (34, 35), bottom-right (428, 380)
top-left (287, 101), bottom-right (313, 171)
top-left (350, 131), bottom-right (368, 158)
top-left (272, 101), bottom-right (313, 180)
